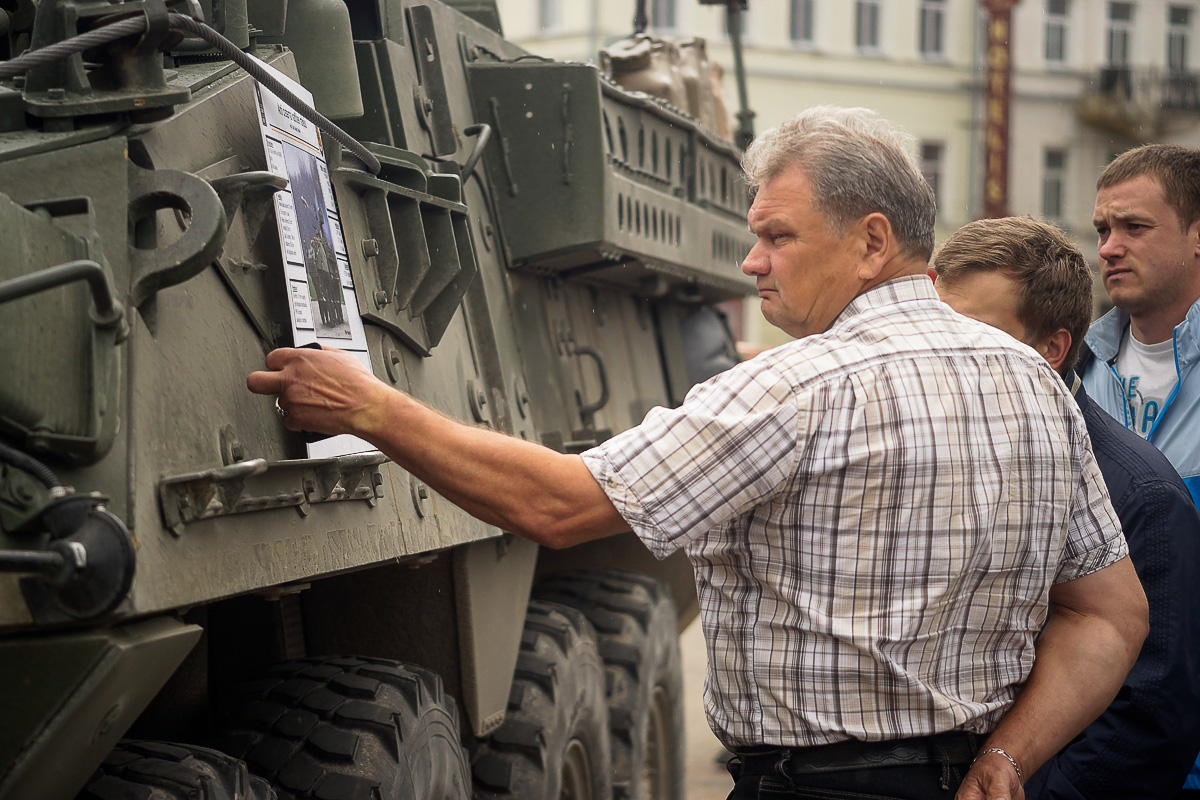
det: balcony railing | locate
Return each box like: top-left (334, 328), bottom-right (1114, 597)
top-left (1079, 67), bottom-right (1200, 139)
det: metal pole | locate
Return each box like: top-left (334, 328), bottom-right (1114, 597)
top-left (726, 2), bottom-right (755, 150)
top-left (633, 0), bottom-right (648, 34)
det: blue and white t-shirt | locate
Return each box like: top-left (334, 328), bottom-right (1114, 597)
top-left (1115, 330), bottom-right (1177, 438)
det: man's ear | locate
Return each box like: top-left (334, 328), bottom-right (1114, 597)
top-left (856, 213), bottom-right (894, 280)
top-left (1039, 328), bottom-right (1073, 372)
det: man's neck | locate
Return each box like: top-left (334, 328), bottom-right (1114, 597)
top-left (861, 258), bottom-right (928, 294)
top-left (1130, 307), bottom-right (1187, 345)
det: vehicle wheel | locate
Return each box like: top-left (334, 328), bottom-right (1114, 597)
top-left (535, 570), bottom-right (685, 800)
top-left (213, 656), bottom-right (470, 800)
top-left (471, 600), bottom-right (612, 800)
top-left (78, 740), bottom-right (276, 800)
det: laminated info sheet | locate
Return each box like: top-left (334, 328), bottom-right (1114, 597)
top-left (254, 68), bottom-right (374, 458)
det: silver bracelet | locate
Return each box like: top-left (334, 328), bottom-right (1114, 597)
top-left (974, 747), bottom-right (1023, 781)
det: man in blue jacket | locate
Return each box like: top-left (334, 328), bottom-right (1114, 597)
top-left (1080, 143), bottom-right (1200, 507)
top-left (934, 215), bottom-right (1200, 799)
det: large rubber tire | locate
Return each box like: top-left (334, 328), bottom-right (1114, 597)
top-left (213, 656), bottom-right (470, 800)
top-left (471, 600), bottom-right (612, 800)
top-left (79, 740), bottom-right (276, 800)
top-left (535, 570), bottom-right (685, 800)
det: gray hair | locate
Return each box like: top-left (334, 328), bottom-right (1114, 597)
top-left (742, 106), bottom-right (936, 260)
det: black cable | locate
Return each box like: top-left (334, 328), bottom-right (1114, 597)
top-left (166, 14), bottom-right (381, 175)
top-left (0, 16), bottom-right (146, 79)
top-left (0, 12), bottom-right (381, 175)
top-left (0, 442), bottom-right (63, 489)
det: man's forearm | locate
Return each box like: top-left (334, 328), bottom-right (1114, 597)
top-left (969, 561), bottom-right (1147, 777)
top-left (957, 557), bottom-right (1148, 800)
top-left (248, 346), bottom-right (629, 548)
top-left (981, 603), bottom-right (1144, 777)
top-left (353, 386), bottom-right (628, 547)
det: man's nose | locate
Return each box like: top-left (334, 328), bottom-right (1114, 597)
top-left (1098, 232), bottom-right (1124, 261)
top-left (742, 241), bottom-right (768, 276)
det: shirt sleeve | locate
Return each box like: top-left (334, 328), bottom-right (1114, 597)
top-left (1054, 429), bottom-right (1129, 584)
top-left (580, 361), bottom-right (801, 559)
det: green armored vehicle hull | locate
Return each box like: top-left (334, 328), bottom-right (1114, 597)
top-left (0, 1), bottom-right (752, 797)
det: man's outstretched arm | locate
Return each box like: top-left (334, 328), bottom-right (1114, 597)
top-left (247, 346), bottom-right (629, 548)
top-left (956, 555), bottom-right (1148, 800)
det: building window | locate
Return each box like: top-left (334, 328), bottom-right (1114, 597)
top-left (919, 0), bottom-right (946, 57)
top-left (538, 0), bottom-right (559, 31)
top-left (1169, 6), bottom-right (1192, 73)
top-left (791, 0), bottom-right (815, 45)
top-left (1107, 2), bottom-right (1134, 68)
top-left (921, 141), bottom-right (944, 211)
top-left (652, 0), bottom-right (676, 31)
top-left (856, 0), bottom-right (881, 52)
top-left (1043, 149), bottom-right (1066, 220)
top-left (1045, 0), bottom-right (1069, 65)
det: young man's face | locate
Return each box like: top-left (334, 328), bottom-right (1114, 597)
top-left (742, 165), bottom-right (863, 339)
top-left (935, 270), bottom-right (1039, 349)
top-left (1093, 174), bottom-right (1200, 323)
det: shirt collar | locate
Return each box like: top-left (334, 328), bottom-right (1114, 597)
top-left (830, 274), bottom-right (940, 330)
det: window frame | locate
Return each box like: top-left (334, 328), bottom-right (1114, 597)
top-left (791, 0), bottom-right (815, 47)
top-left (1107, 1), bottom-right (1135, 68)
top-left (856, 0), bottom-right (882, 53)
top-left (1042, 148), bottom-right (1067, 221)
top-left (1045, 0), bottom-right (1069, 66)
top-left (1168, 5), bottom-right (1192, 74)
top-left (919, 0), bottom-right (946, 58)
top-left (651, 0), bottom-right (677, 32)
top-left (920, 140), bottom-right (944, 214)
top-left (538, 0), bottom-right (560, 32)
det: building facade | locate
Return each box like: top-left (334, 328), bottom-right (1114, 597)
top-left (493, 0), bottom-right (1200, 347)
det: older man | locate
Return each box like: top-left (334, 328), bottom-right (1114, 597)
top-left (249, 107), bottom-right (1146, 800)
top-left (933, 216), bottom-right (1200, 800)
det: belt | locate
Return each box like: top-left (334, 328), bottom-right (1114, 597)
top-left (732, 732), bottom-right (981, 777)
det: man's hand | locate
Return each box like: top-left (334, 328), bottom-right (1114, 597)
top-left (247, 347), bottom-right (392, 438)
top-left (956, 750), bottom-right (1023, 800)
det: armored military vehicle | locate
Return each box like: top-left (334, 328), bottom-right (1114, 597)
top-left (0, 0), bottom-right (753, 797)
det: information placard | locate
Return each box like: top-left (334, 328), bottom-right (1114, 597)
top-left (253, 69), bottom-right (375, 458)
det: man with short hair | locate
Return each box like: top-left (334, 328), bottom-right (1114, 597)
top-left (933, 215), bottom-right (1200, 800)
top-left (1081, 143), bottom-right (1200, 506)
top-left (249, 107), bottom-right (1148, 800)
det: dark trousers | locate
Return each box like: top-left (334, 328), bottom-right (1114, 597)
top-left (726, 733), bottom-right (981, 800)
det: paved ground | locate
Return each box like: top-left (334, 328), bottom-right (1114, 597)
top-left (680, 618), bottom-right (734, 800)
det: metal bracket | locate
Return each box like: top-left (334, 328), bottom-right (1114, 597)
top-left (128, 162), bottom-right (228, 307)
top-left (158, 452), bottom-right (388, 536)
top-left (573, 345), bottom-right (610, 428)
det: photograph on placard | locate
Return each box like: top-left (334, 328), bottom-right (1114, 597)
top-left (283, 141), bottom-right (351, 341)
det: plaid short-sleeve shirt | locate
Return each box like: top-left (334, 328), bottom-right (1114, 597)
top-left (582, 275), bottom-right (1127, 749)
